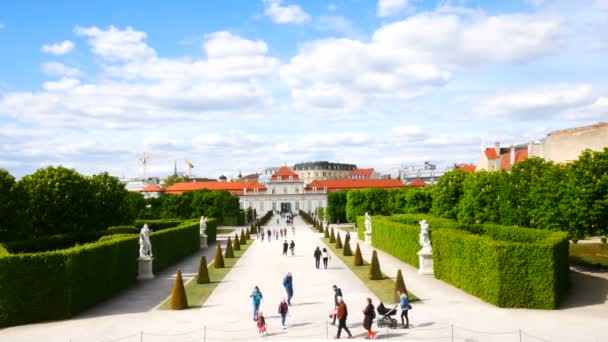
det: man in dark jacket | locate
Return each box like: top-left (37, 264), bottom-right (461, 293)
top-left (332, 285), bottom-right (343, 325)
top-left (335, 297), bottom-right (352, 339)
top-left (314, 247), bottom-right (322, 268)
top-left (283, 272), bottom-right (294, 305)
top-left (283, 240), bottom-right (289, 255)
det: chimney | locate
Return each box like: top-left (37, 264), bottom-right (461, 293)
top-left (528, 141), bottom-right (534, 157)
top-left (494, 142), bottom-right (500, 157)
top-left (510, 145), bottom-right (516, 166)
top-left (243, 188), bottom-right (247, 195)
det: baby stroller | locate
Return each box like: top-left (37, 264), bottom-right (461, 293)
top-left (376, 302), bottom-right (398, 328)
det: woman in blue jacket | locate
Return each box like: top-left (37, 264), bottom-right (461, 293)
top-left (250, 286), bottom-right (263, 321)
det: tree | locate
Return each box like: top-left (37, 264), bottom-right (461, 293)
top-left (213, 244), bottom-right (225, 268)
top-left (162, 174), bottom-right (189, 188)
top-left (316, 207), bottom-right (325, 221)
top-left (369, 250), bottom-right (383, 280)
top-left (394, 269), bottom-right (408, 302)
top-left (327, 191), bottom-right (349, 223)
top-left (225, 237), bottom-right (234, 258)
top-left (89, 172), bottom-right (132, 228)
top-left (354, 243), bottom-right (363, 266)
top-left (233, 232), bottom-right (241, 251)
top-left (431, 170), bottom-right (469, 219)
top-left (458, 171), bottom-right (500, 224)
top-left (0, 169), bottom-right (21, 241)
top-left (197, 256), bottom-right (210, 284)
top-left (170, 269), bottom-right (188, 310)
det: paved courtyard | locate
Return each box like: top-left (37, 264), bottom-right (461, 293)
top-left (0, 215), bottom-right (607, 341)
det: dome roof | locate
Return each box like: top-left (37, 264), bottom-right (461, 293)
top-left (218, 174), bottom-right (227, 181)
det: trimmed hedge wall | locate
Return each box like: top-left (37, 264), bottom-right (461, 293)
top-left (205, 218), bottom-right (218, 244)
top-left (134, 218), bottom-right (182, 231)
top-left (3, 232), bottom-right (102, 254)
top-left (0, 219), bottom-right (206, 327)
top-left (363, 213), bottom-right (569, 309)
top-left (107, 225), bottom-right (138, 235)
top-left (259, 210), bottom-right (273, 226)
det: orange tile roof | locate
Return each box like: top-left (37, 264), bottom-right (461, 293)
top-left (454, 164), bottom-right (476, 172)
top-left (350, 168), bottom-right (374, 177)
top-left (485, 148), bottom-right (498, 159)
top-left (140, 184), bottom-right (165, 192)
top-left (500, 149), bottom-right (529, 169)
top-left (408, 179), bottom-right (427, 187)
top-left (306, 179), bottom-right (405, 192)
top-left (271, 166), bottom-right (300, 180)
top-left (165, 181), bottom-right (266, 195)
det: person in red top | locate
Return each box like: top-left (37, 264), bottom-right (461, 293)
top-left (278, 299), bottom-right (289, 328)
top-left (335, 297), bottom-right (353, 339)
top-left (257, 311), bottom-right (266, 335)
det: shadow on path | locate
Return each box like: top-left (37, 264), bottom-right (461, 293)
top-left (560, 267), bottom-right (608, 309)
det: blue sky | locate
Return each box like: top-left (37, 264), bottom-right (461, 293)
top-left (1, 0), bottom-right (607, 179)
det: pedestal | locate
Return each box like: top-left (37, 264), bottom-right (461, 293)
top-left (200, 234), bottom-right (208, 248)
top-left (137, 257), bottom-right (154, 280)
top-left (417, 250), bottom-right (433, 275)
top-left (364, 232), bottom-right (372, 245)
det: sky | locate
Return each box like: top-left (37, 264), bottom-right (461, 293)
top-left (1, 0), bottom-right (607, 179)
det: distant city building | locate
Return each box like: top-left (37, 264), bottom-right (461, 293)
top-left (348, 168), bottom-right (379, 180)
top-left (477, 122), bottom-right (607, 171)
top-left (121, 177), bottom-right (160, 192)
top-left (400, 162), bottom-right (453, 185)
top-left (306, 178), bottom-right (406, 192)
top-left (239, 173), bottom-right (261, 182)
top-left (140, 183), bottom-right (165, 199)
top-left (292, 161), bottom-right (357, 185)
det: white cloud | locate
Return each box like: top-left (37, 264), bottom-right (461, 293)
top-left (41, 62), bottom-right (82, 77)
top-left (42, 77), bottom-right (81, 91)
top-left (562, 96), bottom-right (608, 120)
top-left (204, 31), bottom-right (268, 58)
top-left (74, 26), bottom-right (155, 61)
top-left (377, 0), bottom-right (409, 17)
top-left (473, 84), bottom-right (597, 120)
top-left (263, 0), bottom-right (311, 24)
top-left (41, 40), bottom-right (74, 55)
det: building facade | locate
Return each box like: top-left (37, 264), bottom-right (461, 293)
top-left (292, 161), bottom-right (357, 185)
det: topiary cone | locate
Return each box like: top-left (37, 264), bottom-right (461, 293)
top-left (343, 237), bottom-right (352, 256)
top-left (324, 225), bottom-right (329, 238)
top-left (197, 256), bottom-right (210, 284)
top-left (336, 232), bottom-right (342, 249)
top-left (394, 269), bottom-right (408, 302)
top-left (170, 269), bottom-right (188, 310)
top-left (353, 243), bottom-right (363, 266)
top-left (233, 233), bottom-right (241, 251)
top-left (225, 237), bottom-right (235, 258)
top-left (240, 230), bottom-right (247, 245)
top-left (369, 250), bottom-right (383, 280)
top-left (213, 244), bottom-right (225, 268)
top-left (246, 226), bottom-right (251, 240)
top-left (329, 227), bottom-right (336, 243)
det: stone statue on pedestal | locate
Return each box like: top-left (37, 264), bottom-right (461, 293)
top-left (419, 220), bottom-right (432, 253)
top-left (364, 212), bottom-right (372, 235)
top-left (139, 224), bottom-right (152, 259)
top-left (200, 216), bottom-right (207, 236)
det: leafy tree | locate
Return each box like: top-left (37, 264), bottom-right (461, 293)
top-left (0, 169), bottom-right (21, 240)
top-left (162, 174), bottom-right (189, 188)
top-left (431, 170), bottom-right (469, 219)
top-left (327, 191), bottom-right (349, 223)
top-left (316, 207), bottom-right (325, 221)
top-left (458, 171), bottom-right (501, 224)
top-left (88, 172), bottom-right (132, 228)
top-left (123, 192), bottom-right (146, 223)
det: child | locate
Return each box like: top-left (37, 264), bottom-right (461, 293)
top-left (257, 311), bottom-right (267, 335)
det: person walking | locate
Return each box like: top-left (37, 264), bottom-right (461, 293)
top-left (292, 226), bottom-right (296, 236)
top-left (334, 297), bottom-right (352, 339)
top-left (283, 240), bottom-right (289, 255)
top-left (267, 229), bottom-right (272, 241)
top-left (399, 290), bottom-right (410, 328)
top-left (289, 240), bottom-right (295, 256)
top-left (250, 286), bottom-right (263, 321)
top-left (331, 285), bottom-right (343, 325)
top-left (278, 299), bottom-right (289, 328)
top-left (257, 311), bottom-right (267, 336)
top-left (322, 248), bottom-right (330, 269)
top-left (362, 298), bottom-right (376, 339)
top-left (314, 246), bottom-right (322, 269)
top-left (283, 272), bottom-right (294, 305)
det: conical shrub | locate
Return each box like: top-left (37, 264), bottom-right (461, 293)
top-left (336, 232), bottom-right (342, 249)
top-left (233, 233), bottom-right (241, 251)
top-left (170, 269), bottom-right (188, 310)
top-left (353, 243), bottom-right (363, 266)
top-left (213, 244), bottom-right (225, 268)
top-left (197, 255), bottom-right (210, 284)
top-left (324, 225), bottom-right (329, 238)
top-left (343, 237), bottom-right (352, 256)
top-left (394, 269), bottom-right (408, 302)
top-left (240, 230), bottom-right (247, 245)
top-left (246, 227), bottom-right (251, 240)
top-left (369, 250), bottom-right (383, 280)
top-left (225, 237), bottom-right (234, 258)
top-left (329, 227), bottom-right (336, 243)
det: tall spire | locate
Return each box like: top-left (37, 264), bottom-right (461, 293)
top-left (174, 160), bottom-right (177, 176)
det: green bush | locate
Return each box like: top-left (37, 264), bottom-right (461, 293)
top-left (3, 232), bottom-right (102, 254)
top-left (369, 250), bottom-right (382, 280)
top-left (233, 233), bottom-right (241, 251)
top-left (354, 243), bottom-right (363, 266)
top-left (98, 234), bottom-right (134, 242)
top-left (240, 230), bottom-right (247, 245)
top-left (370, 216), bottom-right (420, 267)
top-left (107, 225), bottom-right (138, 235)
top-left (197, 255), bottom-right (210, 284)
top-left (225, 237), bottom-right (234, 258)
top-left (151, 221), bottom-right (200, 273)
top-left (343, 235), bottom-right (352, 256)
top-left (205, 218), bottom-right (218, 244)
top-left (0, 244), bottom-right (9, 257)
top-left (170, 269), bottom-right (188, 310)
top-left (336, 232), bottom-right (342, 249)
top-left (394, 269), bottom-right (407, 302)
top-left (260, 210), bottom-right (273, 226)
top-left (214, 244), bottom-right (225, 268)
top-left (329, 228), bottom-right (336, 243)
top-left (134, 219), bottom-right (182, 231)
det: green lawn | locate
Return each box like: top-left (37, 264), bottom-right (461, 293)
top-left (320, 236), bottom-right (418, 305)
top-left (159, 242), bottom-right (252, 309)
top-left (216, 228), bottom-right (235, 235)
top-left (570, 243), bottom-right (608, 268)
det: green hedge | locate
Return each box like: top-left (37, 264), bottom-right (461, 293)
top-left (205, 218), bottom-right (218, 244)
top-left (3, 232), bottom-right (102, 254)
top-left (366, 213), bottom-right (569, 309)
top-left (259, 210), bottom-right (273, 226)
top-left (151, 221), bottom-right (200, 273)
top-left (0, 220), bottom-right (204, 327)
top-left (134, 218), bottom-right (182, 231)
top-left (107, 225), bottom-right (138, 235)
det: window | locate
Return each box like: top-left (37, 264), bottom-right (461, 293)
top-left (314, 172), bottom-right (318, 177)
top-left (272, 202), bottom-right (276, 211)
top-left (295, 202), bottom-right (300, 210)
top-left (295, 187), bottom-right (299, 193)
top-left (284, 187), bottom-right (288, 194)
top-left (272, 188), bottom-right (276, 194)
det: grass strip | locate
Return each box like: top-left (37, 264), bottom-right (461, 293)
top-left (216, 228), bottom-right (236, 235)
top-left (159, 241), bottom-right (252, 309)
top-left (320, 235), bottom-right (418, 305)
top-left (570, 243), bottom-right (608, 268)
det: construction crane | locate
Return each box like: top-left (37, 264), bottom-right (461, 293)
top-left (137, 152), bottom-right (164, 180)
top-left (185, 160), bottom-right (194, 177)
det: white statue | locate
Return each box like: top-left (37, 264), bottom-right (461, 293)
top-left (419, 220), bottom-right (432, 253)
top-left (139, 224), bottom-right (152, 258)
top-left (200, 216), bottom-right (207, 236)
top-left (364, 212), bottom-right (372, 235)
